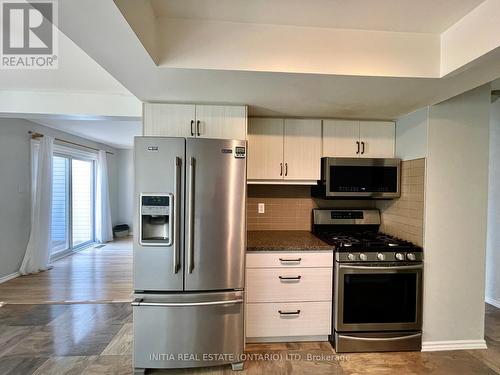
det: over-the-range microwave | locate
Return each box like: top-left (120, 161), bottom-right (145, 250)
top-left (312, 157), bottom-right (401, 199)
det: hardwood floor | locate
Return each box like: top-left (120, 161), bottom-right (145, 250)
top-left (0, 238), bottom-right (133, 304)
top-left (0, 302), bottom-right (499, 374)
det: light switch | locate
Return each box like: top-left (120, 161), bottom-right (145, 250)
top-left (258, 203), bottom-right (265, 214)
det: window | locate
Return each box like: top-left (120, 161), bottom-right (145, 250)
top-left (50, 146), bottom-right (96, 258)
top-left (51, 156), bottom-right (69, 253)
top-left (72, 159), bottom-right (94, 247)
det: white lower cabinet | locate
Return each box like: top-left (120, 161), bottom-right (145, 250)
top-left (246, 268), bottom-right (332, 303)
top-left (245, 251), bottom-right (333, 342)
top-left (246, 302), bottom-right (331, 339)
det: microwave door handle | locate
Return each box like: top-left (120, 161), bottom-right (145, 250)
top-left (339, 264), bottom-right (423, 271)
top-left (173, 157), bottom-right (181, 274)
top-left (187, 157), bottom-right (195, 273)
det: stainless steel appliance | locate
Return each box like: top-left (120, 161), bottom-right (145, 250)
top-left (133, 137), bottom-right (247, 373)
top-left (313, 209), bottom-right (423, 353)
top-left (313, 157), bottom-right (401, 199)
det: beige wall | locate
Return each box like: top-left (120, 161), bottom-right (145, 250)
top-left (395, 107), bottom-right (428, 160)
top-left (116, 149), bottom-right (134, 233)
top-left (422, 84), bottom-right (490, 348)
top-left (377, 159), bottom-right (425, 247)
top-left (485, 98), bottom-right (500, 307)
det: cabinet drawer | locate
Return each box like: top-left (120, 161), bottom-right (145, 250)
top-left (246, 252), bottom-right (333, 269)
top-left (246, 267), bottom-right (332, 302)
top-left (246, 301), bottom-right (331, 338)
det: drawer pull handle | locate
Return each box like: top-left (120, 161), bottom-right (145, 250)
top-left (279, 258), bottom-right (302, 263)
top-left (278, 275), bottom-right (301, 281)
top-left (279, 309), bottom-right (301, 315)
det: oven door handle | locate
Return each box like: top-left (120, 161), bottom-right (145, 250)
top-left (338, 333), bottom-right (422, 342)
top-left (339, 264), bottom-right (423, 271)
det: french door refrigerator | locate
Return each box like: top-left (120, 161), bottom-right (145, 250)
top-left (133, 137), bottom-right (246, 372)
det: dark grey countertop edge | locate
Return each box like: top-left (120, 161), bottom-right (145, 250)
top-left (246, 248), bottom-right (334, 252)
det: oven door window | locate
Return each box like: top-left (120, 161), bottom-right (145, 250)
top-left (343, 273), bottom-right (417, 324)
top-left (330, 166), bottom-right (398, 193)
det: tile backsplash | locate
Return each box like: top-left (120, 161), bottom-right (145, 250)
top-left (247, 158), bottom-right (426, 248)
top-left (376, 158), bottom-right (425, 247)
top-left (247, 185), bottom-right (374, 231)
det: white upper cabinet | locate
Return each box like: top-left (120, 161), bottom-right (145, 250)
top-left (323, 120), bottom-right (395, 158)
top-left (143, 103), bottom-right (247, 140)
top-left (143, 103), bottom-right (196, 138)
top-left (359, 121), bottom-right (395, 158)
top-left (283, 119), bottom-right (322, 181)
top-left (322, 120), bottom-right (360, 157)
top-left (195, 105), bottom-right (247, 140)
top-left (247, 118), bottom-right (284, 180)
top-left (247, 118), bottom-right (321, 183)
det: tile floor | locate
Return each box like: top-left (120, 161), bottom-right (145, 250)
top-left (0, 302), bottom-right (499, 374)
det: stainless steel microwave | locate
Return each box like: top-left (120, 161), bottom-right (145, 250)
top-left (314, 157), bottom-right (401, 199)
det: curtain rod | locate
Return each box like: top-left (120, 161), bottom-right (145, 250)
top-left (28, 131), bottom-right (114, 155)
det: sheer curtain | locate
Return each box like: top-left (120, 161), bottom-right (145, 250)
top-left (20, 135), bottom-right (54, 275)
top-left (96, 150), bottom-right (113, 243)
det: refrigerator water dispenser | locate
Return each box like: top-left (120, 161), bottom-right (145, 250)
top-left (140, 194), bottom-right (173, 246)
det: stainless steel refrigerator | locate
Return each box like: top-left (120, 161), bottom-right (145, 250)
top-left (132, 137), bottom-right (246, 373)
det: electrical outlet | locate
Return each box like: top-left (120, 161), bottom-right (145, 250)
top-left (258, 203), bottom-right (265, 214)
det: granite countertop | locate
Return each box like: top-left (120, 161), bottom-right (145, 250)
top-left (247, 230), bottom-right (333, 251)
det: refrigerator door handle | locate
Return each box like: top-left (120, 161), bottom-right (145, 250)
top-left (187, 157), bottom-right (195, 273)
top-left (132, 299), bottom-right (244, 307)
top-left (173, 157), bottom-right (181, 274)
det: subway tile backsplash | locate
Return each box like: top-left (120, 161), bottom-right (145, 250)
top-left (247, 185), bottom-right (375, 231)
top-left (247, 158), bottom-right (425, 248)
top-left (376, 158), bottom-right (425, 247)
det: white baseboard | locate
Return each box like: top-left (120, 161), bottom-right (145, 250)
top-left (485, 297), bottom-right (500, 309)
top-left (422, 339), bottom-right (487, 351)
top-left (0, 271), bottom-right (20, 284)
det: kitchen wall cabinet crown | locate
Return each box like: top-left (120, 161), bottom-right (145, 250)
top-left (323, 119), bottom-right (395, 158)
top-left (143, 103), bottom-right (247, 140)
top-left (247, 118), bottom-right (322, 184)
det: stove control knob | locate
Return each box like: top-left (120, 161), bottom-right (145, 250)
top-left (377, 253), bottom-right (385, 261)
top-left (359, 253), bottom-right (368, 261)
top-left (395, 253), bottom-right (405, 261)
top-left (347, 253), bottom-right (356, 261)
top-left (407, 253), bottom-right (416, 261)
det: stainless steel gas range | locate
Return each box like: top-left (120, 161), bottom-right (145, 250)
top-left (313, 209), bottom-right (423, 353)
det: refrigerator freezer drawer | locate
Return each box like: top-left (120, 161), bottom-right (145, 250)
top-left (133, 291), bottom-right (244, 370)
